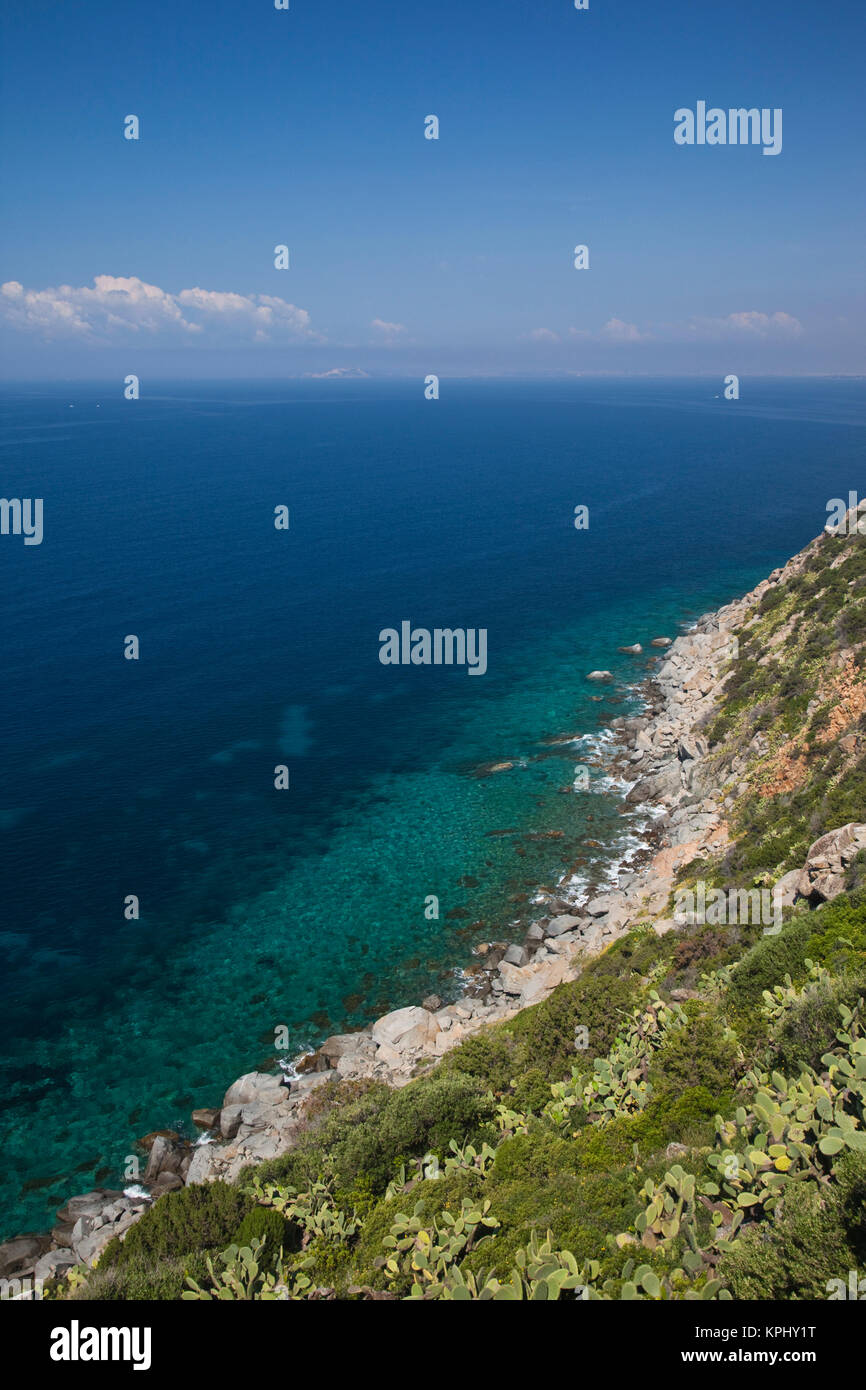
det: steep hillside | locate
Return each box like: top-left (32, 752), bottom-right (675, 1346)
top-left (23, 509), bottom-right (866, 1301)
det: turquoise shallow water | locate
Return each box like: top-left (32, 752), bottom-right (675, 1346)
top-left (0, 377), bottom-right (863, 1238)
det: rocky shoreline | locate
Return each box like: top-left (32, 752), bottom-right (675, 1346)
top-left (0, 521), bottom-right (849, 1293)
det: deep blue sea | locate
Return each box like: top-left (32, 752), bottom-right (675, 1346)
top-left (0, 377), bottom-right (863, 1239)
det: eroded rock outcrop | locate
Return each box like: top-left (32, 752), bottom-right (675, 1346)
top-left (797, 823), bottom-right (866, 904)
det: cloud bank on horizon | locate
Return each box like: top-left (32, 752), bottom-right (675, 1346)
top-left (0, 276), bottom-right (320, 343)
top-left (0, 274), bottom-right (806, 373)
top-left (528, 312), bottom-right (803, 347)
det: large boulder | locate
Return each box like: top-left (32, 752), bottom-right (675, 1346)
top-left (191, 1108), bottom-right (220, 1131)
top-left (55, 1190), bottom-right (123, 1228)
top-left (773, 868), bottom-right (803, 910)
top-left (625, 761), bottom-right (683, 804)
top-left (0, 1232), bottom-right (52, 1279)
top-left (33, 1248), bottom-right (77, 1283)
top-left (144, 1135), bottom-right (187, 1183)
top-left (502, 944), bottom-right (529, 967)
top-left (318, 1033), bottom-right (372, 1067)
top-left (222, 1072), bottom-right (286, 1108)
top-left (332, 1041), bottom-right (377, 1079)
top-left (67, 1193), bottom-right (150, 1267)
top-left (497, 954), bottom-right (577, 1006)
top-left (219, 1105), bottom-right (245, 1140)
top-left (797, 824), bottom-right (866, 903)
top-left (149, 1172), bottom-right (184, 1195)
top-left (677, 735), bottom-right (708, 763)
top-left (220, 1099), bottom-right (284, 1142)
top-left (497, 962), bottom-right (529, 997)
top-left (518, 957), bottom-right (574, 1005)
top-left (231, 1131), bottom-right (287, 1164)
top-left (185, 1142), bottom-right (220, 1186)
top-left (371, 1006), bottom-right (439, 1053)
top-left (585, 892), bottom-right (628, 920)
top-left (545, 913), bottom-right (583, 937)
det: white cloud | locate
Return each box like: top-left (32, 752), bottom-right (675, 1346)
top-left (683, 310), bottom-right (803, 339)
top-left (564, 310), bottom-right (802, 345)
top-left (528, 327), bottom-right (561, 342)
top-left (0, 275), bottom-right (320, 342)
top-left (565, 319), bottom-right (650, 343)
top-left (600, 317), bottom-right (650, 342)
top-left (370, 317), bottom-right (406, 338)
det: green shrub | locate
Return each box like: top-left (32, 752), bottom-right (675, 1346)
top-left (69, 1252), bottom-right (210, 1301)
top-left (625, 1087), bottom-right (726, 1155)
top-left (301, 1233), bottom-right (354, 1287)
top-left (759, 587), bottom-right (787, 615)
top-left (806, 892), bottom-right (866, 969)
top-left (327, 1072), bottom-right (497, 1191)
top-left (840, 601), bottom-right (866, 646)
top-left (438, 1028), bottom-right (517, 1093)
top-left (648, 1011), bottom-right (740, 1101)
top-left (570, 1119), bottom-right (641, 1172)
top-left (466, 1167), bottom-right (639, 1280)
top-left (726, 920), bottom-right (812, 1019)
top-left (510, 1066), bottom-right (557, 1113)
top-left (835, 1151), bottom-right (866, 1266)
top-left (442, 967), bottom-right (644, 1104)
top-left (506, 957), bottom-right (646, 1072)
top-left (249, 1085), bottom-right (394, 1193)
top-left (101, 1182), bottom-right (254, 1271)
top-left (492, 1128), bottom-right (580, 1184)
top-left (246, 1143), bottom-right (327, 1195)
top-left (769, 969), bottom-right (866, 1073)
top-left (350, 1170), bottom-right (483, 1292)
top-left (719, 1153), bottom-right (866, 1300)
top-left (234, 1205), bottom-right (298, 1264)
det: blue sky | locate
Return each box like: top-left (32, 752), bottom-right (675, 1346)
top-left (1, 0), bottom-right (863, 377)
